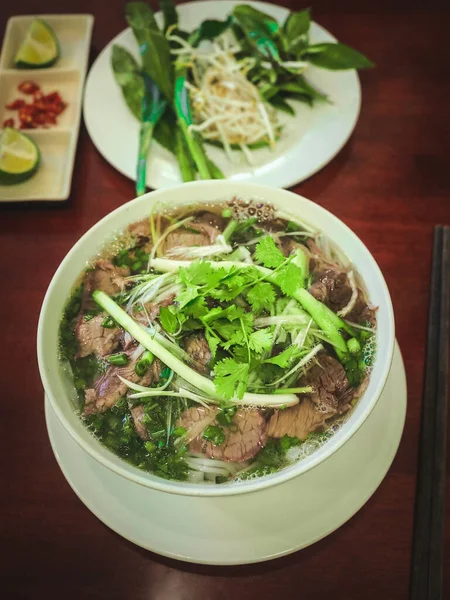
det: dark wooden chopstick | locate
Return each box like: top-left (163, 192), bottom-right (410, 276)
top-left (427, 226), bottom-right (450, 599)
top-left (410, 225), bottom-right (450, 600)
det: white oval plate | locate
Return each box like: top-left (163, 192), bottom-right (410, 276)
top-left (45, 342), bottom-right (405, 565)
top-left (83, 0), bottom-right (361, 190)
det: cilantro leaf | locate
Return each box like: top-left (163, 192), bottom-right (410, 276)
top-left (275, 263), bottom-right (304, 296)
top-left (202, 305), bottom-right (246, 324)
top-left (176, 286), bottom-right (199, 308)
top-left (214, 358), bottom-right (249, 399)
top-left (248, 328), bottom-right (273, 354)
top-left (179, 260), bottom-right (214, 286)
top-left (183, 296), bottom-right (208, 319)
top-left (205, 328), bottom-right (219, 359)
top-left (254, 236), bottom-right (285, 268)
top-left (246, 282), bottom-right (276, 313)
top-left (264, 345), bottom-right (301, 368)
top-left (214, 320), bottom-right (246, 348)
top-left (209, 287), bottom-right (244, 301)
top-left (204, 266), bottom-right (228, 290)
top-left (159, 306), bottom-right (178, 334)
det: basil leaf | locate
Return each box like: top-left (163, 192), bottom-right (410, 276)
top-left (279, 77), bottom-right (328, 102)
top-left (125, 2), bottom-right (173, 99)
top-left (232, 5), bottom-right (280, 60)
top-left (159, 0), bottom-right (178, 32)
top-left (304, 43), bottom-right (373, 70)
top-left (233, 5), bottom-right (280, 35)
top-left (283, 9), bottom-right (310, 43)
top-left (111, 45), bottom-right (144, 121)
top-left (259, 82), bottom-right (280, 101)
top-left (154, 108), bottom-right (177, 152)
top-left (189, 16), bottom-right (233, 47)
top-left (268, 94), bottom-right (295, 116)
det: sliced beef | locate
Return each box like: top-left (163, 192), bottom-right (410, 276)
top-left (128, 218), bottom-right (151, 241)
top-left (129, 404), bottom-right (149, 440)
top-left (309, 266), bottom-right (353, 313)
top-left (280, 238), bottom-right (307, 257)
top-left (178, 407), bottom-right (268, 462)
top-left (306, 239), bottom-right (375, 323)
top-left (82, 260), bottom-right (129, 309)
top-left (83, 351), bottom-right (161, 415)
top-left (177, 406), bottom-right (219, 444)
top-left (269, 353), bottom-right (352, 440)
top-left (301, 353), bottom-right (350, 413)
top-left (184, 334), bottom-right (211, 374)
top-left (195, 211), bottom-right (225, 230)
top-left (268, 398), bottom-right (330, 439)
top-left (163, 219), bottom-right (221, 256)
top-left (133, 295), bottom-right (175, 325)
top-left (75, 313), bottom-right (122, 358)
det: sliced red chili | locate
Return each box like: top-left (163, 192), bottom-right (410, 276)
top-left (18, 80), bottom-right (40, 94)
top-left (6, 99), bottom-right (26, 110)
top-left (3, 118), bottom-right (15, 128)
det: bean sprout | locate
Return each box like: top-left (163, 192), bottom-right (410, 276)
top-left (169, 35), bottom-right (279, 149)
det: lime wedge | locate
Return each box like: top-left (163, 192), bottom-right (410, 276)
top-left (15, 19), bottom-right (60, 69)
top-left (0, 128), bottom-right (40, 184)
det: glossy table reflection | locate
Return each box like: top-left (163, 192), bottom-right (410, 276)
top-left (1, 0), bottom-right (449, 598)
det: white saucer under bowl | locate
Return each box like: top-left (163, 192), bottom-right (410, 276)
top-left (45, 341), bottom-right (406, 565)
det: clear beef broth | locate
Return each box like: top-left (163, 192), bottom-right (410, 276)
top-left (58, 200), bottom-right (376, 484)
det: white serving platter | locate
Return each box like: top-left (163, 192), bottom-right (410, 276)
top-left (84, 0), bottom-right (361, 190)
top-left (0, 14), bottom-right (94, 201)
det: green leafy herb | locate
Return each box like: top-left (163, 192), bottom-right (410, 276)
top-left (189, 16), bottom-right (233, 47)
top-left (214, 358), bottom-right (249, 400)
top-left (283, 9), bottom-right (310, 45)
top-left (275, 262), bottom-right (304, 296)
top-left (159, 306), bottom-right (178, 334)
top-left (125, 2), bottom-right (174, 100)
top-left (304, 43), bottom-right (374, 70)
top-left (254, 236), bottom-right (285, 268)
top-left (264, 345), bottom-right (300, 368)
top-left (232, 5), bottom-right (280, 60)
top-left (159, 0), bottom-right (178, 33)
top-left (101, 316), bottom-right (117, 329)
top-left (246, 281), bottom-right (276, 313)
top-left (248, 328), bottom-right (273, 354)
top-left (203, 425), bottom-right (226, 446)
top-left (111, 45), bottom-right (144, 121)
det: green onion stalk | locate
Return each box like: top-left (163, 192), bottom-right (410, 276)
top-left (93, 290), bottom-right (298, 408)
top-left (173, 64), bottom-right (224, 180)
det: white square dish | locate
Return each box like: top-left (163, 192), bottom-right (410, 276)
top-left (0, 14), bottom-right (94, 202)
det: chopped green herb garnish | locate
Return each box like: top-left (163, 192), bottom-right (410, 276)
top-left (203, 425), bottom-right (226, 446)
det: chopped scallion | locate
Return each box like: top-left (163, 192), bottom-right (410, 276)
top-left (106, 352), bottom-right (129, 366)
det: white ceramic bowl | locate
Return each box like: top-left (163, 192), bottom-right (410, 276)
top-left (37, 181), bottom-right (395, 497)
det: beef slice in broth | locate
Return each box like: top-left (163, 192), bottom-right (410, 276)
top-left (75, 313), bottom-right (122, 358)
top-left (269, 353), bottom-right (351, 440)
top-left (83, 352), bottom-right (161, 415)
top-left (178, 407), bottom-right (268, 462)
top-left (82, 260), bottom-right (129, 309)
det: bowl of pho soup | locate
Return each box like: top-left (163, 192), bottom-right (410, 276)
top-left (38, 181), bottom-right (395, 497)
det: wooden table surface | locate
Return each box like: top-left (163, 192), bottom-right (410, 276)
top-left (1, 0), bottom-right (449, 598)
